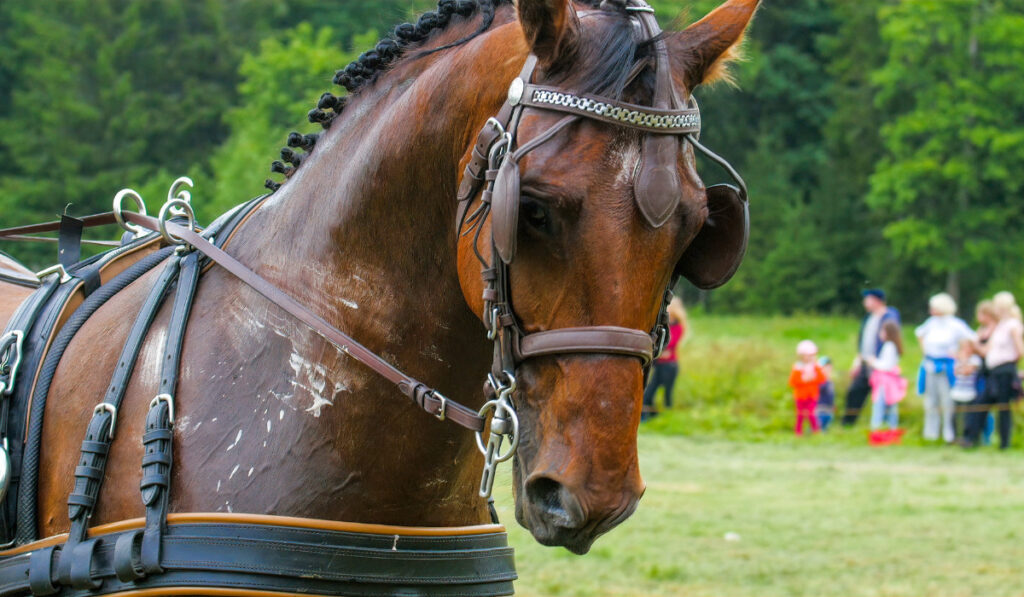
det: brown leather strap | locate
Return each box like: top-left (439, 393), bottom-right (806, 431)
top-left (121, 213), bottom-right (486, 433)
top-left (515, 326), bottom-right (654, 364)
top-left (519, 84), bottom-right (700, 134)
top-left (0, 213), bottom-right (119, 237)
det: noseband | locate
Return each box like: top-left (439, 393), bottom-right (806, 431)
top-left (456, 1), bottom-right (748, 496)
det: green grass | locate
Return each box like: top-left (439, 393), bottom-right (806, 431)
top-left (495, 314), bottom-right (1024, 595)
top-left (498, 435), bottom-right (1024, 596)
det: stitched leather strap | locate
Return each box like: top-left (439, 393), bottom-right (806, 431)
top-left (516, 326), bottom-right (654, 364)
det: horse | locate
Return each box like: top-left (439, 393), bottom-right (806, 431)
top-left (0, 0), bottom-right (759, 560)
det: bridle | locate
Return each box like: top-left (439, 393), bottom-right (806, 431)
top-left (456, 1), bottom-right (749, 496)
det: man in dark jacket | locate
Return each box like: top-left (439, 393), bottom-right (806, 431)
top-left (842, 289), bottom-right (901, 426)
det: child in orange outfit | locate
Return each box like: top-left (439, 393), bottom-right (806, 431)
top-left (789, 340), bottom-right (826, 435)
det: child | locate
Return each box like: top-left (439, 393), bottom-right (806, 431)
top-left (816, 356), bottom-right (836, 431)
top-left (867, 321), bottom-right (907, 430)
top-left (951, 338), bottom-right (982, 440)
top-left (789, 340), bottom-right (826, 435)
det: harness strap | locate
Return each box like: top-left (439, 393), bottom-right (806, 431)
top-left (120, 212), bottom-right (487, 434)
top-left (515, 326), bottom-right (654, 364)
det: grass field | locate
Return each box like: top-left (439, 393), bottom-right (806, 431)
top-left (496, 314), bottom-right (1024, 596)
top-left (499, 435), bottom-right (1024, 596)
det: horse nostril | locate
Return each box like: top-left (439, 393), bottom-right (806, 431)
top-left (525, 476), bottom-right (584, 528)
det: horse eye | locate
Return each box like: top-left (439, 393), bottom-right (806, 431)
top-left (521, 198), bottom-right (551, 233)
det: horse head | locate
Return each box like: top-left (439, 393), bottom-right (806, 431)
top-left (456, 0), bottom-right (759, 554)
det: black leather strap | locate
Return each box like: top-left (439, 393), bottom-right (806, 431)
top-left (56, 216), bottom-right (82, 270)
top-left (1, 520), bottom-right (517, 597)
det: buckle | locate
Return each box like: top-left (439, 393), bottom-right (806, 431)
top-left (93, 402), bottom-right (118, 439)
top-left (433, 392), bottom-right (448, 422)
top-left (0, 330), bottom-right (24, 396)
top-left (149, 393), bottom-right (175, 424)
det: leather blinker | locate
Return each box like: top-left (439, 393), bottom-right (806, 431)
top-left (491, 158), bottom-right (521, 264)
top-left (635, 134), bottom-right (683, 228)
top-left (675, 184), bottom-right (749, 289)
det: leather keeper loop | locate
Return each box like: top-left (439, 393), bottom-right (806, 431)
top-left (80, 440), bottom-right (109, 455)
top-left (142, 429), bottom-right (173, 443)
top-left (68, 539), bottom-right (103, 590)
top-left (141, 452), bottom-right (172, 467)
top-left (113, 530), bottom-right (145, 582)
top-left (73, 465), bottom-right (104, 481)
top-left (28, 546), bottom-right (60, 596)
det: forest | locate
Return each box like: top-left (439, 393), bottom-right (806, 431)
top-left (1, 0), bottom-right (1022, 318)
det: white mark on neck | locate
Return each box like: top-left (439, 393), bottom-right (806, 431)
top-left (340, 299), bottom-right (359, 310)
top-left (226, 429), bottom-right (243, 451)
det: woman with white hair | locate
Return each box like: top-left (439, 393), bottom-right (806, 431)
top-left (964, 291), bottom-right (1023, 449)
top-left (915, 292), bottom-right (976, 442)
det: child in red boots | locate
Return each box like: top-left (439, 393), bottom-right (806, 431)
top-left (789, 340), bottom-right (826, 435)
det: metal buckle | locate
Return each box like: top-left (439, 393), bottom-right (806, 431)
top-left (149, 393), bottom-right (175, 424)
top-left (93, 402), bottom-right (118, 439)
top-left (35, 264), bottom-right (71, 284)
top-left (653, 325), bottom-right (668, 359)
top-left (486, 307), bottom-right (500, 340)
top-left (476, 371), bottom-right (520, 498)
top-left (113, 189), bottom-right (149, 237)
top-left (433, 392), bottom-right (448, 422)
top-left (0, 330), bottom-right (24, 396)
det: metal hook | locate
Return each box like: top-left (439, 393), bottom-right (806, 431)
top-left (166, 176), bottom-right (194, 217)
top-left (113, 189), bottom-right (148, 236)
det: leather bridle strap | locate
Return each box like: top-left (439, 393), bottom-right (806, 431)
top-left (515, 326), bottom-right (653, 364)
top-left (117, 213), bottom-right (486, 433)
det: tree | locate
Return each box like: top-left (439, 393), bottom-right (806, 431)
top-left (867, 0), bottom-right (1024, 310)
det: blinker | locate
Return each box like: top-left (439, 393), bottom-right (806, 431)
top-left (491, 159), bottom-right (521, 264)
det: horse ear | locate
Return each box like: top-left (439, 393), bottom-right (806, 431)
top-left (517, 0), bottom-right (579, 66)
top-left (668, 0), bottom-right (760, 90)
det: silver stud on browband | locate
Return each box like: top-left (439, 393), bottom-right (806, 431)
top-left (508, 78), bottom-right (525, 106)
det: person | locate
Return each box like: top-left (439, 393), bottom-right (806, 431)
top-left (868, 321), bottom-right (906, 430)
top-left (966, 301), bottom-right (998, 445)
top-left (951, 338), bottom-right (982, 440)
top-left (843, 289), bottom-right (901, 426)
top-left (789, 340), bottom-right (826, 435)
top-left (641, 297), bottom-right (687, 421)
top-left (816, 356), bottom-right (836, 431)
top-left (963, 292), bottom-right (1023, 449)
top-left (914, 293), bottom-right (976, 443)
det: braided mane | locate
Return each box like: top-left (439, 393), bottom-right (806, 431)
top-left (264, 0), bottom-right (630, 192)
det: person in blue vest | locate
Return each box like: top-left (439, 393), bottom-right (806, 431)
top-left (842, 289), bottom-right (901, 426)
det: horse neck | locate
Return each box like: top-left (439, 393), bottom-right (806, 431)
top-left (213, 29), bottom-right (526, 521)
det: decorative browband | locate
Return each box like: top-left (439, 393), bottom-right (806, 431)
top-left (515, 82), bottom-right (701, 134)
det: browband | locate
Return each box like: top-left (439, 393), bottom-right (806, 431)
top-left (518, 84), bottom-right (701, 134)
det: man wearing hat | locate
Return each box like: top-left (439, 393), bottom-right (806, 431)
top-left (842, 289), bottom-right (901, 426)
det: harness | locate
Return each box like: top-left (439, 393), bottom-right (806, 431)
top-left (0, 2), bottom-right (748, 594)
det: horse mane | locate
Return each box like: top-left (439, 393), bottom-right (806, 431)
top-left (264, 0), bottom-right (651, 193)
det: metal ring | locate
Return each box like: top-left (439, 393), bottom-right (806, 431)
top-left (475, 400), bottom-right (499, 456)
top-left (149, 393), bottom-right (175, 424)
top-left (158, 198), bottom-right (195, 246)
top-left (166, 176), bottom-right (194, 217)
top-left (93, 402), bottom-right (118, 439)
top-left (113, 189), bottom-right (148, 236)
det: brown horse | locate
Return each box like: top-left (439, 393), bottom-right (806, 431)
top-left (2, 0), bottom-right (758, 556)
